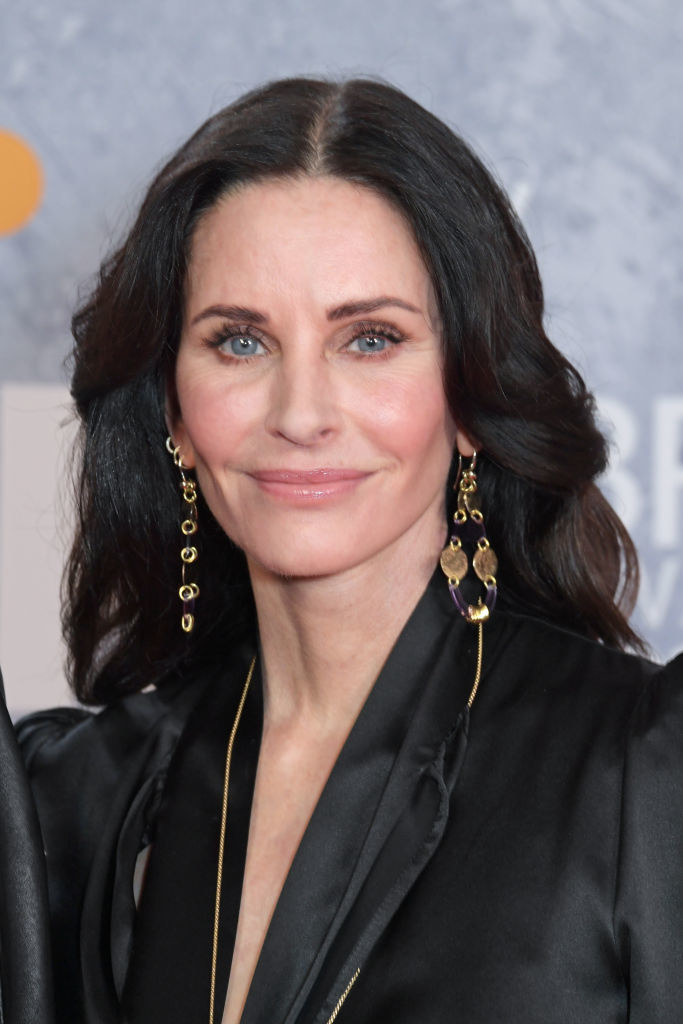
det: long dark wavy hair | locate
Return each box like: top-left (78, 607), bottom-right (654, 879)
top-left (65, 76), bottom-right (643, 704)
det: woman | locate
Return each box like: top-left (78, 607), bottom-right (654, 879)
top-left (19, 77), bottom-right (683, 1024)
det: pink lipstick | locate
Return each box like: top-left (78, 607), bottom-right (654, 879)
top-left (249, 468), bottom-right (370, 502)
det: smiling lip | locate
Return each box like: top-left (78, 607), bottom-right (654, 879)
top-left (249, 468), bottom-right (371, 502)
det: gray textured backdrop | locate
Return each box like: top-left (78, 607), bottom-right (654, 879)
top-left (1, 0), bottom-right (682, 712)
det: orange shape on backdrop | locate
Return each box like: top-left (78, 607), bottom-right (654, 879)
top-left (0, 130), bottom-right (44, 235)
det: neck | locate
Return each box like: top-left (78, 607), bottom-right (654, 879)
top-left (249, 541), bottom-right (441, 735)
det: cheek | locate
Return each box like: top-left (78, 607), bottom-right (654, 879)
top-left (175, 372), bottom-right (256, 466)
top-left (358, 373), bottom-right (455, 462)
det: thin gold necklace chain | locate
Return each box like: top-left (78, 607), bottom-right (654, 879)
top-left (209, 655), bottom-right (256, 1024)
top-left (325, 967), bottom-right (361, 1023)
top-left (209, 621), bottom-right (484, 1024)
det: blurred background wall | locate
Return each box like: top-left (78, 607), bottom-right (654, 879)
top-left (1, 0), bottom-right (681, 716)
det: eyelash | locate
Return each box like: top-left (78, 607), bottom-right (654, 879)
top-left (205, 324), bottom-right (267, 360)
top-left (203, 320), bottom-right (406, 361)
top-left (347, 321), bottom-right (405, 357)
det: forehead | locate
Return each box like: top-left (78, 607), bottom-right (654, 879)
top-left (184, 176), bottom-right (435, 316)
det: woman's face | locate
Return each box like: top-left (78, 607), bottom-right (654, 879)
top-left (171, 175), bottom-right (471, 581)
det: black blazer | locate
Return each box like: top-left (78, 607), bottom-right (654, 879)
top-left (18, 577), bottom-right (683, 1023)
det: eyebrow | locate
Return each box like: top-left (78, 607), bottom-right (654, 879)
top-left (190, 304), bottom-right (268, 326)
top-left (326, 296), bottom-right (422, 320)
top-left (190, 296), bottom-right (422, 327)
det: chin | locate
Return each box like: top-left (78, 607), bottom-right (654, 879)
top-left (252, 552), bottom-right (357, 581)
top-left (244, 533), bottom-right (380, 581)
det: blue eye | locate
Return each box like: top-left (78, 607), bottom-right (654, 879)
top-left (351, 335), bottom-right (388, 354)
top-left (222, 335), bottom-right (265, 357)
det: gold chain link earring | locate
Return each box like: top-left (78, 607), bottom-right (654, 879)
top-left (440, 452), bottom-right (498, 624)
top-left (440, 452), bottom-right (498, 707)
top-left (166, 436), bottom-right (199, 633)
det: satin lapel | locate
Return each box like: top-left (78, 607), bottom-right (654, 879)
top-left (307, 716), bottom-right (469, 1024)
top-left (80, 727), bottom-right (185, 1024)
top-left (110, 773), bottom-right (162, 998)
top-left (299, 610), bottom-right (513, 1024)
top-left (241, 575), bottom-right (486, 1024)
top-left (79, 676), bottom-right (214, 1024)
top-left (288, 630), bottom-right (477, 1024)
top-left (120, 646), bottom-right (261, 1024)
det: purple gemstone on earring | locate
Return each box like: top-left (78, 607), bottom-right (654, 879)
top-left (448, 582), bottom-right (471, 618)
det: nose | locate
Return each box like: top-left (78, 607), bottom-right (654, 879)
top-left (265, 351), bottom-right (341, 446)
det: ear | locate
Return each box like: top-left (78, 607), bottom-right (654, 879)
top-left (164, 389), bottom-right (197, 470)
top-left (455, 428), bottom-right (477, 459)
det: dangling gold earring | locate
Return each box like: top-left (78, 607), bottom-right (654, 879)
top-left (166, 435), bottom-right (199, 633)
top-left (440, 452), bottom-right (497, 708)
top-left (440, 451), bottom-right (498, 624)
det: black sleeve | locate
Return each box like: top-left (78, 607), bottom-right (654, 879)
top-left (0, 671), bottom-right (68, 1024)
top-left (15, 706), bottom-right (92, 766)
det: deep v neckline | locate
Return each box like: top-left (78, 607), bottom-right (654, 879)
top-left (121, 572), bottom-right (486, 1024)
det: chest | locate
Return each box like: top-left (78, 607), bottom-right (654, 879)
top-left (221, 733), bottom-right (344, 1024)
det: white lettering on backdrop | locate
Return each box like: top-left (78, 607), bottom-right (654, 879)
top-left (600, 394), bottom-right (683, 655)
